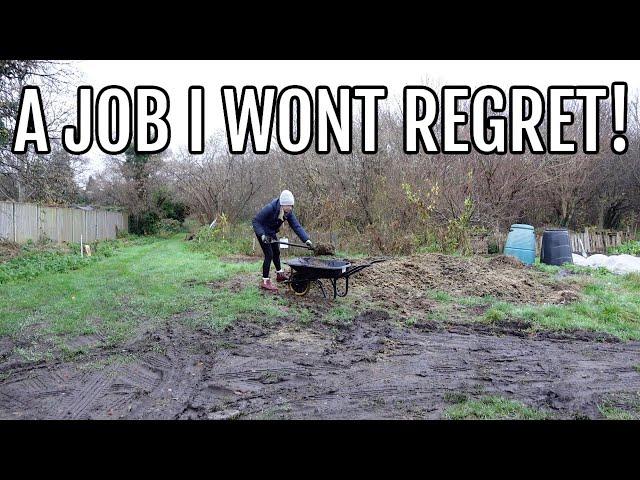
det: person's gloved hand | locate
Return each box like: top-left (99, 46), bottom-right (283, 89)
top-left (261, 234), bottom-right (270, 244)
top-left (305, 239), bottom-right (313, 248)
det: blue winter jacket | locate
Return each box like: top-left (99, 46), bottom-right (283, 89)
top-left (252, 198), bottom-right (309, 243)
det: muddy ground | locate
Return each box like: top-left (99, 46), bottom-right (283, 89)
top-left (1, 253), bottom-right (639, 419)
top-left (1, 311), bottom-right (639, 419)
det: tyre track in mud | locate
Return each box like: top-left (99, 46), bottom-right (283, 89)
top-left (0, 327), bottom-right (184, 419)
top-left (2, 311), bottom-right (640, 419)
top-left (186, 311), bottom-right (640, 419)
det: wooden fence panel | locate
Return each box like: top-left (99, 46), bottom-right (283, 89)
top-left (56, 208), bottom-right (74, 243)
top-left (1, 201), bottom-right (127, 244)
top-left (106, 212), bottom-right (119, 238)
top-left (72, 209), bottom-right (84, 243)
top-left (0, 202), bottom-right (14, 241)
top-left (96, 210), bottom-right (108, 240)
top-left (84, 210), bottom-right (97, 242)
top-left (39, 206), bottom-right (57, 241)
top-left (13, 203), bottom-right (39, 243)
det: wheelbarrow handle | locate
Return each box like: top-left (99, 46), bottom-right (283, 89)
top-left (341, 257), bottom-right (388, 277)
top-left (353, 258), bottom-right (388, 268)
top-left (366, 258), bottom-right (388, 265)
top-left (270, 240), bottom-right (313, 250)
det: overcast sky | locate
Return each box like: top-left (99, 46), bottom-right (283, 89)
top-left (73, 60), bottom-right (640, 175)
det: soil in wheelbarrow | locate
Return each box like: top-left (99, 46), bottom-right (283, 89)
top-left (313, 243), bottom-right (335, 256)
top-left (289, 257), bottom-right (347, 269)
top-left (350, 253), bottom-right (579, 307)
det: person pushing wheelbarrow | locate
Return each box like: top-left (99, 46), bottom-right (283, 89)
top-left (252, 190), bottom-right (313, 292)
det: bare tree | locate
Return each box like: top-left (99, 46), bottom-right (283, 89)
top-left (0, 60), bottom-right (78, 202)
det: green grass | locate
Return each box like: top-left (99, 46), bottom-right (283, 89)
top-left (14, 345), bottom-right (54, 362)
top-left (295, 307), bottom-right (314, 326)
top-left (597, 392), bottom-right (640, 420)
top-left (443, 395), bottom-right (550, 420)
top-left (323, 304), bottom-right (356, 326)
top-left (0, 236), bottom-right (264, 346)
top-left (404, 316), bottom-right (418, 327)
top-left (534, 260), bottom-right (612, 278)
top-left (194, 286), bottom-right (288, 330)
top-left (457, 295), bottom-right (496, 307)
top-left (598, 405), bottom-right (636, 420)
top-left (443, 392), bottom-right (469, 404)
top-left (533, 261), bottom-right (562, 275)
top-left (483, 302), bottom-right (511, 322)
top-left (0, 236), bottom-right (155, 284)
top-left (426, 290), bottom-right (454, 303)
top-left (77, 352), bottom-right (138, 372)
top-left (481, 270), bottom-right (640, 341)
top-left (425, 308), bottom-right (450, 322)
top-left (608, 240), bottom-right (640, 256)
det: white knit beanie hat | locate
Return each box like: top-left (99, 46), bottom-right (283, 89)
top-left (279, 190), bottom-right (295, 206)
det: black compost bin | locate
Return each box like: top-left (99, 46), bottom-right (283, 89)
top-left (540, 228), bottom-right (573, 266)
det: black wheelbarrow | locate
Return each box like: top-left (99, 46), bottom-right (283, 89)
top-left (283, 257), bottom-right (386, 299)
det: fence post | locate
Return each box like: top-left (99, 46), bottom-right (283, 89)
top-left (584, 227), bottom-right (590, 254)
top-left (12, 202), bottom-right (16, 243)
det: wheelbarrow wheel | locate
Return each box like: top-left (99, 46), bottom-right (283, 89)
top-left (288, 273), bottom-right (311, 296)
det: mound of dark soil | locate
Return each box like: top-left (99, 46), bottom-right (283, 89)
top-left (353, 253), bottom-right (578, 306)
top-left (488, 254), bottom-right (525, 268)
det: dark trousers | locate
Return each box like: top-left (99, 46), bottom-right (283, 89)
top-left (256, 233), bottom-right (281, 278)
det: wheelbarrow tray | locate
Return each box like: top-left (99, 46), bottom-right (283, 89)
top-left (283, 257), bottom-right (385, 299)
top-left (284, 257), bottom-right (351, 279)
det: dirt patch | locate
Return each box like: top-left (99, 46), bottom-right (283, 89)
top-left (534, 328), bottom-right (622, 343)
top-left (0, 240), bottom-right (21, 263)
top-left (441, 319), bottom-right (622, 343)
top-left (183, 273), bottom-right (257, 293)
top-left (280, 289), bottom-right (335, 316)
top-left (0, 337), bottom-right (14, 360)
top-left (488, 254), bottom-right (525, 268)
top-left (352, 253), bottom-right (579, 307)
top-left (64, 333), bottom-right (106, 350)
top-left (2, 309), bottom-right (639, 420)
top-left (220, 254), bottom-right (260, 263)
top-left (466, 304), bottom-right (491, 316)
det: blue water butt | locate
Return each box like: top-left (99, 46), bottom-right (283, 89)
top-left (503, 224), bottom-right (536, 265)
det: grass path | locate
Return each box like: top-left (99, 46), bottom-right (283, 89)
top-left (483, 268), bottom-right (640, 341)
top-left (0, 237), bottom-right (269, 345)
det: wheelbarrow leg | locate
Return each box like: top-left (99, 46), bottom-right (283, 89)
top-left (316, 280), bottom-right (327, 299)
top-left (332, 277), bottom-right (349, 299)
